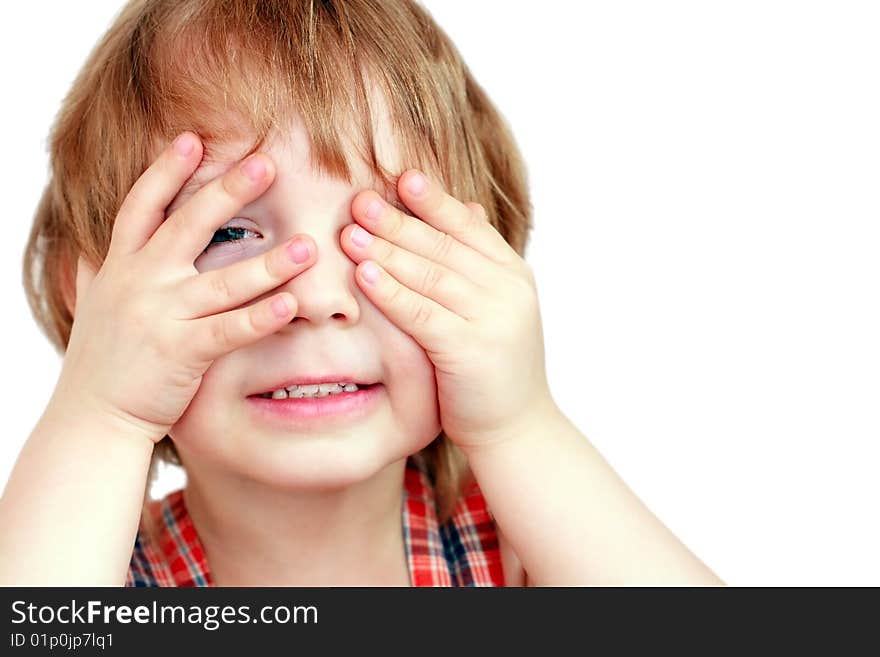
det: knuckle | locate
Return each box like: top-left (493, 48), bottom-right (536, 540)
top-left (377, 240), bottom-right (396, 265)
top-left (209, 316), bottom-right (233, 352)
top-left (430, 232), bottom-right (454, 261)
top-left (386, 214), bottom-right (406, 243)
top-left (214, 314), bottom-right (236, 353)
top-left (247, 304), bottom-right (264, 338)
top-left (208, 272), bottom-right (233, 304)
top-left (411, 301), bottom-right (433, 327)
top-left (387, 281), bottom-right (404, 306)
top-left (420, 263), bottom-right (443, 297)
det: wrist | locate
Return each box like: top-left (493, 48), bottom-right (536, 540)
top-left (45, 385), bottom-right (164, 450)
top-left (458, 393), bottom-right (563, 462)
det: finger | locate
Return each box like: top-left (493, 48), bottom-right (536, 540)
top-left (190, 291), bottom-right (296, 364)
top-left (356, 260), bottom-right (463, 353)
top-left (147, 153), bottom-right (275, 265)
top-left (73, 254), bottom-right (99, 318)
top-left (174, 235), bottom-right (315, 319)
top-left (352, 191), bottom-right (497, 284)
top-left (110, 132), bottom-right (204, 258)
top-left (396, 169), bottom-right (518, 266)
top-left (342, 224), bottom-right (476, 319)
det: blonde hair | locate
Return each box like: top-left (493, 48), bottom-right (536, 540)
top-left (22, 0), bottom-right (532, 525)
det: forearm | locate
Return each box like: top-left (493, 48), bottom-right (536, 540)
top-left (464, 401), bottom-right (725, 586)
top-left (0, 393), bottom-right (155, 585)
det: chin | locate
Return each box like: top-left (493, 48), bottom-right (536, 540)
top-left (247, 443), bottom-right (402, 491)
top-left (175, 426), bottom-right (435, 493)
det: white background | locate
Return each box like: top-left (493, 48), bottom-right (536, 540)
top-left (1, 1), bottom-right (878, 586)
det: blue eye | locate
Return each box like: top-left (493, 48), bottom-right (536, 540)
top-left (203, 225), bottom-right (260, 254)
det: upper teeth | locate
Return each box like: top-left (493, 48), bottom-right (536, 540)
top-left (262, 382), bottom-right (361, 399)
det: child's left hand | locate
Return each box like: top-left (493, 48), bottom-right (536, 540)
top-left (341, 169), bottom-right (557, 452)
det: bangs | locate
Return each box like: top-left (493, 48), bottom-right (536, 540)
top-left (130, 0), bottom-right (448, 192)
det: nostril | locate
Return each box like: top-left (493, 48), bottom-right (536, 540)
top-left (331, 313), bottom-right (345, 319)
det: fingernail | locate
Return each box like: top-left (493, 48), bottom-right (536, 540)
top-left (173, 134), bottom-right (195, 157)
top-left (241, 156), bottom-right (266, 182)
top-left (287, 238), bottom-right (310, 263)
top-left (351, 225), bottom-right (373, 248)
top-left (406, 173), bottom-right (426, 196)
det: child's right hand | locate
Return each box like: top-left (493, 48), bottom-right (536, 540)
top-left (53, 132), bottom-right (315, 443)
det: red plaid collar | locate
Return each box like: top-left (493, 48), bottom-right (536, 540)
top-left (127, 454), bottom-right (504, 586)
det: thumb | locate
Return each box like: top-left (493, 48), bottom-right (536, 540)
top-left (73, 254), bottom-right (98, 317)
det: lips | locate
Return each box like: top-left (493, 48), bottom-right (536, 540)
top-left (247, 381), bottom-right (385, 425)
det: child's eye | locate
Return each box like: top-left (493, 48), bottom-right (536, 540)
top-left (203, 225), bottom-right (261, 254)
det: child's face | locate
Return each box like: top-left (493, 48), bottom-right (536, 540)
top-left (165, 116), bottom-right (441, 489)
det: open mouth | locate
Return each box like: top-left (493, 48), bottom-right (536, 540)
top-left (246, 380), bottom-right (384, 424)
top-left (250, 382), bottom-right (381, 400)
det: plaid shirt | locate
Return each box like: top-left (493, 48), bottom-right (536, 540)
top-left (126, 453), bottom-right (505, 586)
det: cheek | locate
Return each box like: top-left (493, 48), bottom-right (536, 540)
top-left (372, 309), bottom-right (434, 381)
top-left (166, 355), bottom-right (239, 458)
top-left (394, 339), bottom-right (436, 385)
top-left (383, 331), bottom-right (441, 445)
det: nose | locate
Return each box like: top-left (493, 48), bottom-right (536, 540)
top-left (278, 231), bottom-right (361, 326)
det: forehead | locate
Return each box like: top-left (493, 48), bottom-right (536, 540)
top-left (169, 83), bottom-right (405, 204)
